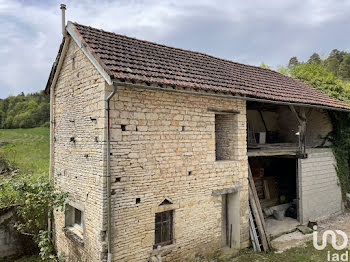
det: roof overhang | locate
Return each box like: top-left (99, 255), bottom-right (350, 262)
top-left (44, 22), bottom-right (350, 113)
top-left (45, 22), bottom-right (113, 94)
top-left (112, 80), bottom-right (350, 112)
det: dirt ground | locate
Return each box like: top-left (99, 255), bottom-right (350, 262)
top-left (271, 211), bottom-right (350, 252)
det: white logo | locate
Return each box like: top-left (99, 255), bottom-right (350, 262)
top-left (313, 225), bottom-right (348, 251)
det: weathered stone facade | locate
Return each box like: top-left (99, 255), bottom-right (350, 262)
top-left (52, 39), bottom-right (249, 261)
top-left (51, 35), bottom-right (341, 262)
top-left (108, 86), bottom-right (248, 261)
top-left (53, 39), bottom-right (108, 261)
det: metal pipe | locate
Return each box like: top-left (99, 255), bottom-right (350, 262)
top-left (60, 4), bottom-right (66, 37)
top-left (112, 80), bottom-right (350, 112)
top-left (106, 82), bottom-right (118, 262)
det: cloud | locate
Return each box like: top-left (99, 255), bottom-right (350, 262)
top-left (0, 0), bottom-right (350, 98)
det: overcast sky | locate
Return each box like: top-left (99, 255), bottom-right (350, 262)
top-left (0, 0), bottom-right (350, 98)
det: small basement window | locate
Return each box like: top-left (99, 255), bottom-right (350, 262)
top-left (65, 204), bottom-right (84, 231)
top-left (215, 114), bottom-right (235, 161)
top-left (154, 210), bottom-right (173, 249)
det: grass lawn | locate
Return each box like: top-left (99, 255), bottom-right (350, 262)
top-left (0, 127), bottom-right (49, 175)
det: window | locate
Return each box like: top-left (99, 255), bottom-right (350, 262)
top-left (154, 210), bottom-right (173, 248)
top-left (65, 204), bottom-right (84, 231)
top-left (74, 208), bottom-right (82, 227)
top-left (215, 114), bottom-right (235, 161)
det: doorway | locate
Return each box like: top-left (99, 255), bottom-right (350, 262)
top-left (221, 192), bottom-right (240, 248)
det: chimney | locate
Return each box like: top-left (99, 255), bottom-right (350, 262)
top-left (60, 4), bottom-right (67, 37)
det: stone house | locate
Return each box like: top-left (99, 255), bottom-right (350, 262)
top-left (45, 17), bottom-right (350, 262)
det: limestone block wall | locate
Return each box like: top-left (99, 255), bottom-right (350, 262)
top-left (108, 86), bottom-right (249, 262)
top-left (299, 148), bottom-right (342, 224)
top-left (52, 39), bottom-right (108, 262)
top-left (215, 114), bottom-right (237, 161)
top-left (0, 221), bottom-right (20, 258)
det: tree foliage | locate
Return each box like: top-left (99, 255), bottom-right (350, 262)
top-left (288, 56), bottom-right (299, 69)
top-left (290, 62), bottom-right (350, 103)
top-left (0, 91), bottom-right (49, 129)
top-left (339, 54), bottom-right (350, 80)
top-left (260, 62), bottom-right (271, 69)
top-left (307, 52), bottom-right (321, 64)
top-left (284, 50), bottom-right (350, 201)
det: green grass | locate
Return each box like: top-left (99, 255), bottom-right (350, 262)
top-left (195, 241), bottom-right (347, 262)
top-left (12, 256), bottom-right (41, 262)
top-left (0, 128), bottom-right (49, 175)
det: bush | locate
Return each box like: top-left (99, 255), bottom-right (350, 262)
top-left (0, 171), bottom-right (67, 260)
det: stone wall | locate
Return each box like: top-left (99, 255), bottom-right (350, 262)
top-left (53, 39), bottom-right (108, 261)
top-left (298, 148), bottom-right (342, 224)
top-left (215, 114), bottom-right (237, 161)
top-left (0, 210), bottom-right (21, 259)
top-left (108, 86), bottom-right (249, 261)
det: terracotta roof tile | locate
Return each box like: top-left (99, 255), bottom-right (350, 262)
top-left (71, 22), bottom-right (350, 110)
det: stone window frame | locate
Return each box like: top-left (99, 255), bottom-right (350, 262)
top-left (154, 210), bottom-right (174, 249)
top-left (64, 201), bottom-right (85, 244)
top-left (151, 202), bottom-right (179, 253)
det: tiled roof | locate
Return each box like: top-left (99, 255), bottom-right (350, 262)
top-left (61, 22), bottom-right (350, 110)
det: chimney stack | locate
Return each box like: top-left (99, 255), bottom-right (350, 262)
top-left (60, 4), bottom-right (67, 37)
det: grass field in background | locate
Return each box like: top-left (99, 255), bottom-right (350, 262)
top-left (0, 128), bottom-right (50, 175)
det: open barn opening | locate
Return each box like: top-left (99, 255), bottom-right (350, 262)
top-left (249, 156), bottom-right (299, 237)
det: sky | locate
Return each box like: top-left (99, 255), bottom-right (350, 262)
top-left (0, 0), bottom-right (350, 98)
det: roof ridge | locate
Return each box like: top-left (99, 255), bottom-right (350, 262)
top-left (71, 21), bottom-right (286, 76)
top-left (59, 21), bottom-right (350, 110)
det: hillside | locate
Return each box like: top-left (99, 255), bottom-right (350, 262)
top-left (0, 127), bottom-right (49, 175)
top-left (0, 91), bottom-right (49, 129)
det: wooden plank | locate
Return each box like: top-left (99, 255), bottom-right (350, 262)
top-left (249, 187), bottom-right (268, 251)
top-left (249, 208), bottom-right (261, 252)
top-left (248, 165), bottom-right (271, 249)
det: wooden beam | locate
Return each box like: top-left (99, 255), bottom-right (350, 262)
top-left (289, 106), bottom-right (307, 155)
top-left (289, 105), bottom-right (303, 125)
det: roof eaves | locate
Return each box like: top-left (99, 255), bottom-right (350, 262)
top-left (66, 21), bottom-right (113, 85)
top-left (45, 38), bottom-right (65, 94)
top-left (112, 79), bottom-right (350, 112)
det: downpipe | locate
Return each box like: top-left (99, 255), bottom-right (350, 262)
top-left (106, 82), bottom-right (118, 262)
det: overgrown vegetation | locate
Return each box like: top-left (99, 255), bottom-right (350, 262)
top-left (262, 49), bottom-right (350, 200)
top-left (0, 171), bottom-right (67, 260)
top-left (0, 91), bottom-right (49, 129)
top-left (0, 128), bottom-right (66, 260)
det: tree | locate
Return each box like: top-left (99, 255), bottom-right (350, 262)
top-left (288, 56), bottom-right (299, 69)
top-left (290, 62), bottom-right (350, 103)
top-left (260, 62), bottom-right (271, 69)
top-left (308, 53), bottom-right (321, 64)
top-left (277, 65), bottom-right (289, 76)
top-left (0, 91), bottom-right (49, 129)
top-left (338, 54), bottom-right (350, 80)
top-left (325, 49), bottom-right (348, 76)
